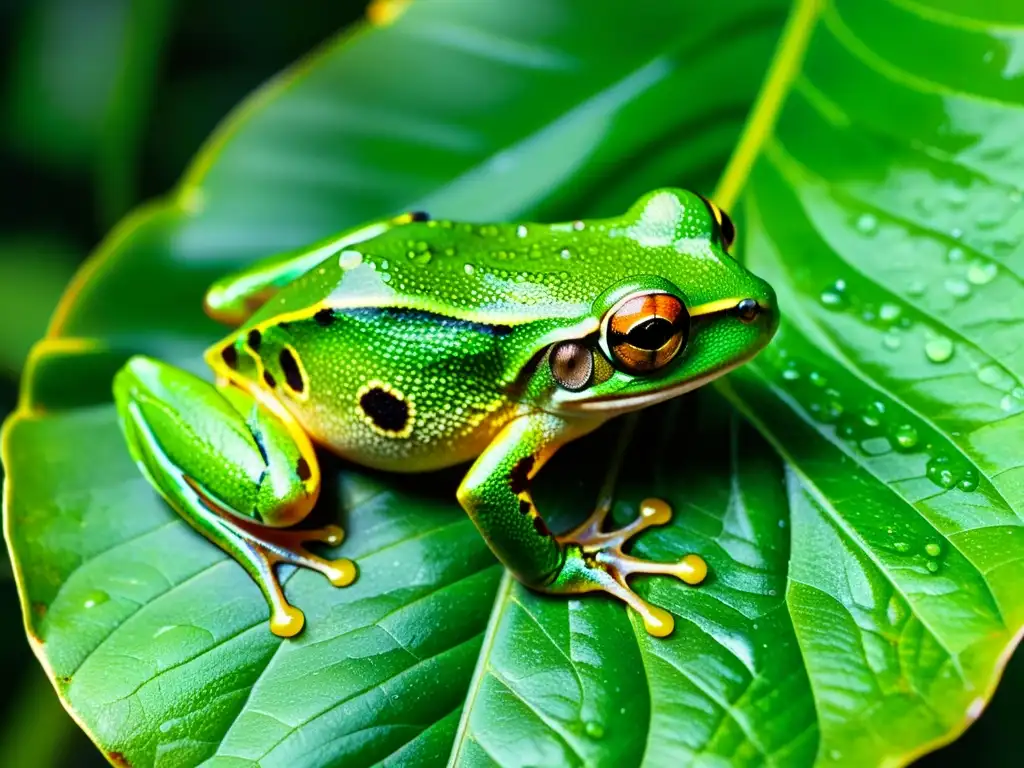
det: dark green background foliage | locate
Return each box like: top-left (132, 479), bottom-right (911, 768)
top-left (1, 1), bottom-right (1023, 766)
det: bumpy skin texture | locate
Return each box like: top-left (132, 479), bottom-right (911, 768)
top-left (114, 189), bottom-right (779, 638)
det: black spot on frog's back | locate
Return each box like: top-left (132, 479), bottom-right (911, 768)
top-left (359, 386), bottom-right (410, 434)
top-left (279, 347), bottom-right (305, 394)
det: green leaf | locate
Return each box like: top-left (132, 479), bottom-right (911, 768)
top-left (3, 1), bottom-right (1022, 767)
top-left (0, 238), bottom-right (78, 376)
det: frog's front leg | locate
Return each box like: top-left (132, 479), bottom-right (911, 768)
top-left (113, 356), bottom-right (355, 637)
top-left (457, 412), bottom-right (707, 637)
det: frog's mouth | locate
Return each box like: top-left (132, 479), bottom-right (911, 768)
top-left (567, 355), bottom-right (751, 414)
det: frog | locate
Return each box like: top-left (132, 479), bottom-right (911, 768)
top-left (113, 188), bottom-right (778, 639)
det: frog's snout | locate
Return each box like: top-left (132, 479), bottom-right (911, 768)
top-left (740, 282), bottom-right (779, 341)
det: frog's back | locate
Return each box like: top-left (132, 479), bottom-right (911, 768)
top-left (248, 191), bottom-right (745, 330)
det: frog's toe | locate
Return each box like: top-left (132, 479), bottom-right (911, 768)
top-left (207, 514), bottom-right (358, 637)
top-left (251, 522), bottom-right (358, 589)
top-left (550, 497), bottom-right (707, 638)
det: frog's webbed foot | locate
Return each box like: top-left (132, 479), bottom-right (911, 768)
top-left (548, 498), bottom-right (707, 637)
top-left (188, 480), bottom-right (356, 638)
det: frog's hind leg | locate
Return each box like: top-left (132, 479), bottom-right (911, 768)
top-left (114, 356), bottom-right (356, 637)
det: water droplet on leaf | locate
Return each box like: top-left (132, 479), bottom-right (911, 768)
top-left (83, 590), bottom-right (109, 609)
top-left (943, 277), bottom-right (970, 299)
top-left (856, 213), bottom-right (878, 234)
top-left (924, 334), bottom-right (954, 363)
top-left (893, 424), bottom-right (919, 451)
top-left (967, 260), bottom-right (997, 285)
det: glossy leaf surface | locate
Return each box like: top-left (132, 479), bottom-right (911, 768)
top-left (4, 1), bottom-right (1023, 766)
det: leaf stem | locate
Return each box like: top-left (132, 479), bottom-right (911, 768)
top-left (714, 0), bottom-right (823, 209)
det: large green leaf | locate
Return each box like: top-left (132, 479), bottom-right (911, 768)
top-left (4, 1), bottom-right (1022, 766)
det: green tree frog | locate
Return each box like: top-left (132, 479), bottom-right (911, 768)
top-left (113, 189), bottom-right (778, 639)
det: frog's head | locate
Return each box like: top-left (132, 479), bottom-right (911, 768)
top-left (528, 188), bottom-right (778, 416)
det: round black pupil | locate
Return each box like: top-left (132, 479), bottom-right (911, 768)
top-left (627, 317), bottom-right (675, 350)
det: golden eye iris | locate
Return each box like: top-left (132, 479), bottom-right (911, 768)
top-left (606, 293), bottom-right (689, 373)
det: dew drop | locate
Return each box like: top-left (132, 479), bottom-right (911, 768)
top-left (926, 560), bottom-right (940, 573)
top-left (943, 277), bottom-right (971, 299)
top-left (584, 721), bottom-right (605, 739)
top-left (573, 220), bottom-right (586, 231)
top-left (925, 542), bottom-right (941, 557)
top-left (782, 367), bottom-right (800, 381)
top-left (856, 213), bottom-right (878, 234)
top-left (338, 250), bottom-right (363, 270)
top-left (959, 468), bottom-right (979, 492)
top-left (464, 263), bottom-right (475, 275)
top-left (950, 226), bottom-right (964, 239)
top-left (560, 248), bottom-right (573, 260)
top-left (977, 363), bottom-right (1014, 391)
top-left (820, 278), bottom-right (848, 309)
top-left (809, 371), bottom-right (827, 387)
top-left (926, 456), bottom-right (958, 489)
top-left (516, 225), bottom-right (528, 238)
top-left (967, 260), bottom-right (997, 285)
top-left (879, 303), bottom-right (902, 323)
top-left (883, 331), bottom-right (902, 351)
top-left (83, 590), bottom-right (109, 609)
top-left (924, 334), bottom-right (954, 363)
top-left (946, 246), bottom-right (966, 264)
top-left (893, 424), bottom-right (919, 451)
top-left (906, 280), bottom-right (927, 297)
top-left (893, 541), bottom-right (911, 553)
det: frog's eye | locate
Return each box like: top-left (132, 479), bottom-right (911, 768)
top-left (698, 194), bottom-right (736, 250)
top-left (605, 292), bottom-right (689, 373)
top-left (550, 341), bottom-right (594, 391)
